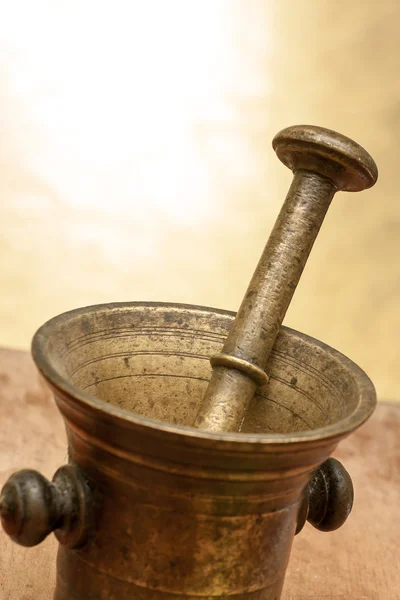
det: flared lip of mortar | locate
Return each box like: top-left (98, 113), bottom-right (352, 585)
top-left (31, 301), bottom-right (376, 448)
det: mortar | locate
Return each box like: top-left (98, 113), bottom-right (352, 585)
top-left (0, 126), bottom-right (378, 599)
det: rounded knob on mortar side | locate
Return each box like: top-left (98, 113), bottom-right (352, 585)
top-left (0, 464), bottom-right (93, 548)
top-left (296, 458), bottom-right (354, 534)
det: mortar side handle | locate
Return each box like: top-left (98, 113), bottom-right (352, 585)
top-left (0, 464), bottom-right (93, 548)
top-left (296, 458), bottom-right (354, 535)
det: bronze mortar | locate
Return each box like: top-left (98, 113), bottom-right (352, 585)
top-left (0, 302), bottom-right (375, 599)
top-left (0, 125), bottom-right (378, 599)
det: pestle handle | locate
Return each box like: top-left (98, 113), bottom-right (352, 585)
top-left (194, 125), bottom-right (378, 433)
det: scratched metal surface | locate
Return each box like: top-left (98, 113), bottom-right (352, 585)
top-left (0, 1), bottom-right (398, 402)
top-left (0, 347), bottom-right (398, 599)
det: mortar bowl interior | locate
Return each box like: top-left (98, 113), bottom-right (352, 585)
top-left (32, 302), bottom-right (376, 442)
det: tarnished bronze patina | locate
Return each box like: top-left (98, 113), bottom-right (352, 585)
top-left (0, 126), bottom-right (378, 599)
top-left (194, 125), bottom-right (378, 433)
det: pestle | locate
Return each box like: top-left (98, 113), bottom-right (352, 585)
top-left (194, 125), bottom-right (378, 433)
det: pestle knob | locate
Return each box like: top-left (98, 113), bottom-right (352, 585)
top-left (194, 125), bottom-right (378, 433)
top-left (296, 458), bottom-right (354, 534)
top-left (0, 465), bottom-right (93, 548)
top-left (273, 125), bottom-right (377, 193)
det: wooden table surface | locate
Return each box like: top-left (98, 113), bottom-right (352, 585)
top-left (0, 348), bottom-right (398, 600)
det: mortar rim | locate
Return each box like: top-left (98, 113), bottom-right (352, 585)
top-left (31, 301), bottom-right (376, 448)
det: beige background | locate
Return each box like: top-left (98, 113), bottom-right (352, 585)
top-left (0, 0), bottom-right (399, 401)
